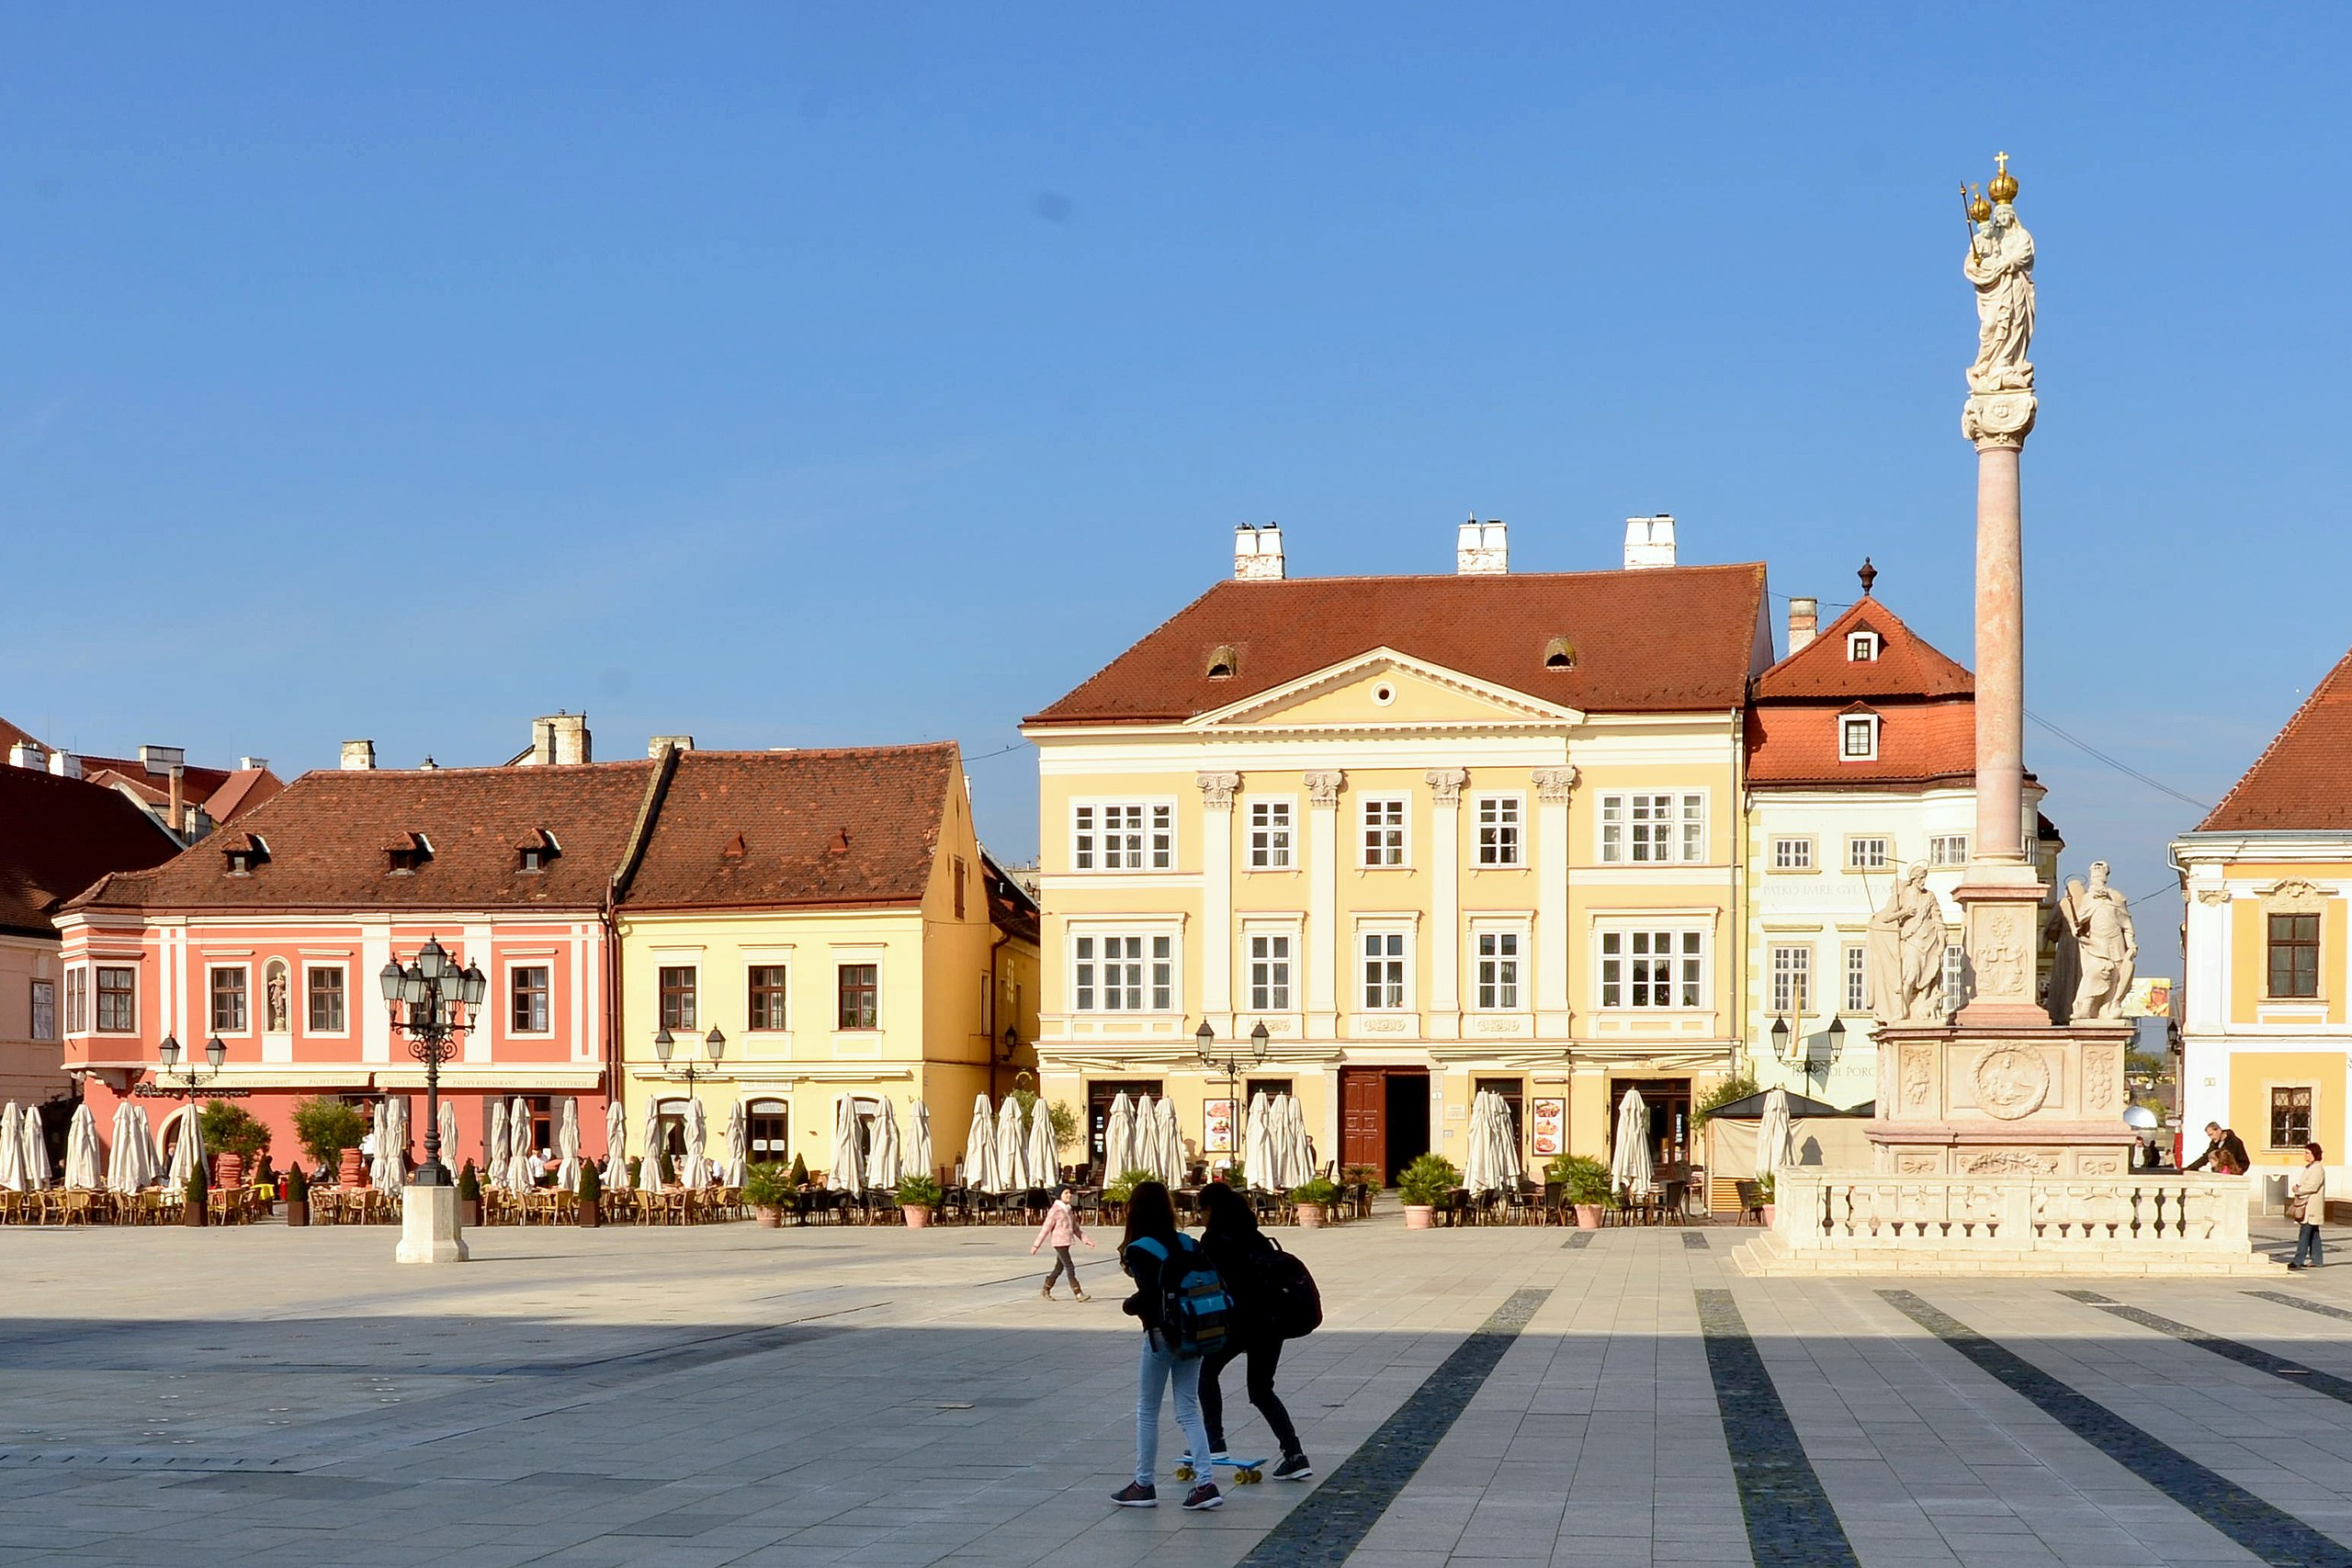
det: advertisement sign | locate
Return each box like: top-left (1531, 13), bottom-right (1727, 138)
top-left (1204, 1098), bottom-right (1236, 1154)
top-left (2125, 977), bottom-right (2173, 1019)
top-left (1530, 1097), bottom-right (1566, 1157)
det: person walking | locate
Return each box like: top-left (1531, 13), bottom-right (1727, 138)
top-left (1030, 1186), bottom-right (1094, 1300)
top-left (2290, 1142), bottom-right (2327, 1269)
top-left (1111, 1179), bottom-right (1220, 1512)
top-left (1196, 1182), bottom-right (1311, 1481)
top-left (2184, 1122), bottom-right (2250, 1175)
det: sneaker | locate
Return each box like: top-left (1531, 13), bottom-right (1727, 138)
top-left (1182, 1483), bottom-right (1223, 1511)
top-left (1208, 1450), bottom-right (1230, 1462)
top-left (1110, 1483), bottom-right (1157, 1508)
top-left (1272, 1453), bottom-right (1314, 1481)
top-left (1041, 1285), bottom-right (1056, 1298)
top-left (1073, 1290), bottom-right (1091, 1302)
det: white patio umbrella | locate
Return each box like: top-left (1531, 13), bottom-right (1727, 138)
top-left (485, 1098), bottom-right (509, 1190)
top-left (0, 1104), bottom-right (22, 1192)
top-left (907, 1100), bottom-right (933, 1186)
top-left (372, 1096), bottom-right (407, 1190)
top-left (1024, 1098), bottom-right (1058, 1189)
top-left (722, 1099), bottom-right (749, 1188)
top-left (437, 1099), bottom-right (460, 1183)
top-left (639, 1098), bottom-right (663, 1187)
top-left (1283, 1094), bottom-right (1314, 1189)
top-left (1157, 1096), bottom-right (1185, 1188)
top-left (865, 1098), bottom-right (902, 1193)
top-left (964, 1094), bottom-right (997, 1193)
top-left (1611, 1088), bottom-right (1654, 1203)
top-left (679, 1097), bottom-right (709, 1187)
top-left (994, 1096), bottom-right (1026, 1193)
top-left (1103, 1092), bottom-right (1135, 1179)
top-left (1462, 1091), bottom-right (1502, 1196)
top-left (64, 1102), bottom-right (103, 1190)
top-left (132, 1106), bottom-right (160, 1190)
top-left (1489, 1093), bottom-right (1521, 1189)
top-left (1242, 1092), bottom-right (1271, 1190)
top-left (507, 1096), bottom-right (535, 1190)
top-left (19, 1105), bottom-right (51, 1190)
top-left (164, 1105), bottom-right (206, 1191)
top-left (106, 1102), bottom-right (140, 1194)
top-left (1262, 1096), bottom-right (1293, 1192)
top-left (1757, 1088), bottom-right (1795, 1180)
top-left (555, 1097), bottom-right (582, 1191)
top-left (604, 1100), bottom-right (629, 1189)
top-left (831, 1096), bottom-right (864, 1194)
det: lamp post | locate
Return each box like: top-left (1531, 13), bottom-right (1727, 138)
top-left (650, 1023), bottom-right (726, 1089)
top-left (1195, 1020), bottom-right (1270, 1168)
top-left (378, 935), bottom-right (483, 1265)
top-left (155, 1031), bottom-right (227, 1155)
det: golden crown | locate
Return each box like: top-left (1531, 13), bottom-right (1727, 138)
top-left (1986, 150), bottom-right (2018, 204)
top-left (1967, 186), bottom-right (1993, 223)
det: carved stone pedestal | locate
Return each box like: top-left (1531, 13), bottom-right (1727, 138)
top-left (395, 1183), bottom-right (470, 1265)
top-left (1869, 1020), bottom-right (2137, 1177)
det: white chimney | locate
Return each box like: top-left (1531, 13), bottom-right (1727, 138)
top-left (238, 756), bottom-right (268, 772)
top-left (341, 739), bottom-right (377, 772)
top-left (8, 741), bottom-right (42, 770)
top-left (648, 735), bottom-right (695, 757)
top-left (138, 744), bottom-right (186, 775)
top-left (1788, 596), bottom-right (1819, 653)
top-left (1233, 524), bottom-right (1285, 581)
top-left (527, 713), bottom-right (592, 765)
top-left (1623, 514), bottom-right (1678, 570)
top-left (46, 750), bottom-right (81, 780)
top-left (1455, 517), bottom-right (1509, 575)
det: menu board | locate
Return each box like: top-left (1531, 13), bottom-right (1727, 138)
top-left (1530, 1097), bottom-right (1566, 1157)
top-left (1204, 1098), bottom-right (1236, 1154)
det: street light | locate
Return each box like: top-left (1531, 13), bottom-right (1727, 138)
top-left (1195, 1021), bottom-right (1272, 1167)
top-left (154, 1032), bottom-right (228, 1117)
top-left (379, 934), bottom-right (486, 1186)
top-left (650, 1021), bottom-right (724, 1089)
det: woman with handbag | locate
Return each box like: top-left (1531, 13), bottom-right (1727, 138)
top-left (2289, 1143), bottom-right (2327, 1269)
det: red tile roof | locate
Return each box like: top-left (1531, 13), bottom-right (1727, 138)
top-left (0, 716), bottom-right (44, 757)
top-left (1746, 595), bottom-right (1981, 789)
top-left (202, 768), bottom-right (285, 822)
top-left (618, 745), bottom-right (957, 910)
top-left (69, 761), bottom-right (662, 914)
top-left (1025, 564), bottom-right (1771, 725)
top-left (0, 768), bottom-right (180, 937)
top-left (1751, 598), bottom-right (1973, 700)
top-left (2199, 645), bottom-right (2352, 831)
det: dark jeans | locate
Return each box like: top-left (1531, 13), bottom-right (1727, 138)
top-left (1200, 1332), bottom-right (1301, 1459)
top-left (1044, 1247), bottom-right (1080, 1289)
top-left (2295, 1224), bottom-right (2325, 1268)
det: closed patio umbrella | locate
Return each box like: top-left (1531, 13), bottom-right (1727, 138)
top-left (485, 1099), bottom-right (509, 1190)
top-left (1757, 1088), bottom-right (1794, 1180)
top-left (1242, 1092), bottom-right (1270, 1190)
top-left (507, 1096), bottom-right (535, 1190)
top-left (1462, 1092), bottom-right (1500, 1196)
top-left (604, 1100), bottom-right (629, 1188)
top-left (164, 1104), bottom-right (206, 1191)
top-left (1102, 1092), bottom-right (1134, 1180)
top-left (372, 1097), bottom-right (407, 1190)
top-left (127, 1106), bottom-right (160, 1190)
top-left (555, 1098), bottom-right (582, 1191)
top-left (722, 1099), bottom-right (749, 1188)
top-left (1157, 1096), bottom-right (1184, 1187)
top-left (0, 1104), bottom-right (21, 1192)
top-left (639, 1098), bottom-right (663, 1187)
top-left (994, 1096), bottom-right (1025, 1194)
top-left (106, 1102), bottom-right (140, 1194)
top-left (964, 1094), bottom-right (997, 1193)
top-left (437, 1099), bottom-right (461, 1183)
top-left (1283, 1094), bottom-right (1314, 1189)
top-left (679, 1097), bottom-right (709, 1187)
top-left (831, 1096), bottom-right (864, 1194)
top-left (1611, 1089), bottom-right (1654, 1203)
top-left (1025, 1098), bottom-right (1058, 1189)
top-left (63, 1102), bottom-right (103, 1190)
top-left (907, 1100), bottom-right (933, 1186)
top-left (17, 1105), bottom-right (48, 1190)
top-left (865, 1098), bottom-right (902, 1194)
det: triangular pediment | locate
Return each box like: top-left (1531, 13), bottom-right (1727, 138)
top-left (1188, 648), bottom-right (1583, 731)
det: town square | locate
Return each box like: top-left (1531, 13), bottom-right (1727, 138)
top-left (6, 6), bottom-right (2352, 1564)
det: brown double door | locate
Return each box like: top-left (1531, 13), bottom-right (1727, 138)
top-left (1340, 1066), bottom-right (1430, 1185)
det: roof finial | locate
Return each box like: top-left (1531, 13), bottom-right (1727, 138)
top-left (1857, 558), bottom-right (1878, 597)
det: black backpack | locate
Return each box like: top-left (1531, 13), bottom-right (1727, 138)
top-left (1250, 1236), bottom-right (1322, 1340)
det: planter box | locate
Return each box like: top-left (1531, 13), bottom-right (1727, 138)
top-left (458, 1199), bottom-right (480, 1228)
top-left (284, 1199), bottom-right (309, 1228)
top-left (577, 1197), bottom-right (602, 1228)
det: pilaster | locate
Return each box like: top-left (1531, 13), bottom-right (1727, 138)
top-left (1305, 771), bottom-right (1343, 1040)
top-left (1426, 769), bottom-right (1466, 1030)
top-left (1533, 766), bottom-right (1577, 1030)
top-left (1197, 773), bottom-right (1238, 1028)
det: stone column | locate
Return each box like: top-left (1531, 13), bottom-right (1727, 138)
top-left (1533, 767), bottom-right (1577, 1029)
top-left (1197, 773), bottom-right (1239, 1031)
top-left (1425, 769), bottom-right (1467, 1031)
top-left (1305, 772), bottom-right (1344, 1038)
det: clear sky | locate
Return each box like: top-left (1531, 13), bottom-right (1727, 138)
top-left (7, 6), bottom-right (2348, 954)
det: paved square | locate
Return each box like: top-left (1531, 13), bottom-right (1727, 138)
top-left (4, 1212), bottom-right (2350, 1566)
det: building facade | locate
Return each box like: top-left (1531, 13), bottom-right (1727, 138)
top-left (1023, 518), bottom-right (1772, 1185)
top-left (2175, 645), bottom-right (2352, 1169)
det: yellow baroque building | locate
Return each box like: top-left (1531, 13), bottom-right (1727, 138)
top-left (1023, 520), bottom-right (1771, 1186)
top-left (614, 743), bottom-right (1038, 1182)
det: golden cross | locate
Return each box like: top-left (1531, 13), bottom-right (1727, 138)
top-left (1995, 151), bottom-right (2009, 175)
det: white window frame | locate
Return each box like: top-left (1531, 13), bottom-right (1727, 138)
top-left (65, 967), bottom-right (86, 1033)
top-left (28, 978), bottom-right (55, 1042)
top-left (1247, 797), bottom-right (1295, 870)
top-left (1843, 944), bottom-right (1867, 1014)
top-left (1840, 713), bottom-right (1881, 762)
top-left (1070, 799), bottom-right (1175, 873)
top-left (1769, 944), bottom-right (1812, 1016)
top-left (1472, 927), bottom-right (1527, 1011)
top-left (1598, 790), bottom-right (1708, 864)
top-left (1358, 926), bottom-right (1413, 1010)
top-left (208, 963), bottom-right (252, 1035)
top-left (1475, 795), bottom-right (1524, 868)
top-left (1849, 631), bottom-right (1879, 661)
top-left (1846, 836), bottom-right (1891, 871)
top-left (304, 962), bottom-right (350, 1037)
top-left (1943, 942), bottom-right (1968, 1010)
top-left (745, 960), bottom-right (792, 1032)
top-left (657, 963), bottom-right (700, 1032)
top-left (1069, 931), bottom-right (1178, 1015)
top-left (95, 965), bottom-right (134, 1033)
top-left (1596, 927), bottom-right (1708, 1010)
top-left (1245, 931), bottom-right (1294, 1012)
top-left (1929, 833), bottom-right (1970, 866)
top-left (1770, 836), bottom-right (1815, 872)
top-left (1360, 795), bottom-right (1409, 869)
top-left (507, 961), bottom-right (553, 1036)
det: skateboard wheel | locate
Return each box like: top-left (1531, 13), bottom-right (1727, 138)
top-left (1241, 1469), bottom-right (1261, 1483)
top-left (1174, 1465), bottom-right (1195, 1482)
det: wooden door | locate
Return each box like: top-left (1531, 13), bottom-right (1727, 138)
top-left (1340, 1068), bottom-right (1385, 1175)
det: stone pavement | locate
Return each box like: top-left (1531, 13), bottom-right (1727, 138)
top-left (3, 1211), bottom-right (2351, 1566)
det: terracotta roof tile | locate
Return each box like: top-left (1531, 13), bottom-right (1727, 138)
top-left (202, 767), bottom-right (285, 822)
top-left (1745, 700), bottom-right (1978, 789)
top-left (1751, 598), bottom-right (1973, 700)
top-left (619, 745), bottom-right (956, 910)
top-left (1025, 564), bottom-right (1770, 725)
top-left (0, 768), bottom-right (179, 936)
top-left (2199, 645), bottom-right (2352, 831)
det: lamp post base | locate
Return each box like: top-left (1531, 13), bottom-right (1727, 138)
top-left (395, 1182), bottom-right (470, 1265)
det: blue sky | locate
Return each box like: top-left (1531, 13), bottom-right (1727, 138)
top-left (6, 6), bottom-right (2348, 948)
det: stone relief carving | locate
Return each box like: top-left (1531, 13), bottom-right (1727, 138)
top-left (2264, 878), bottom-right (2330, 915)
top-left (1897, 1153), bottom-right (1940, 1175)
top-left (1901, 1046), bottom-right (1932, 1111)
top-left (2064, 861), bottom-right (2138, 1021)
top-left (2084, 1044), bottom-right (2120, 1109)
top-left (1195, 772), bottom-right (1240, 811)
top-left (1972, 907), bottom-right (2030, 1001)
top-left (1868, 865), bottom-right (1947, 1023)
top-left (2193, 886), bottom-right (2233, 907)
top-left (1963, 1148), bottom-right (2059, 1175)
top-left (1973, 1046), bottom-right (2051, 1121)
top-left (1532, 766), bottom-right (1578, 803)
top-left (1423, 768), bottom-right (1467, 807)
top-left (1305, 771), bottom-right (1345, 807)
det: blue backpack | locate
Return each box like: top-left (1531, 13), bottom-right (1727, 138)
top-left (1127, 1233), bottom-right (1232, 1359)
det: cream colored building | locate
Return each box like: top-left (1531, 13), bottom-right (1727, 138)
top-left (1023, 518), bottom-right (1771, 1185)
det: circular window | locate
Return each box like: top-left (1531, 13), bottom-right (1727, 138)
top-left (1372, 683), bottom-right (1396, 706)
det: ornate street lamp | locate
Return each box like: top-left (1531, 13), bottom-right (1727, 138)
top-left (650, 1021), bottom-right (726, 1089)
top-left (379, 933), bottom-right (486, 1187)
top-left (1195, 1021), bottom-right (1272, 1165)
top-left (154, 1032), bottom-right (229, 1126)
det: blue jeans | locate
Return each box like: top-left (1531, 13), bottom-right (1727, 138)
top-left (1136, 1335), bottom-right (1212, 1486)
top-left (2295, 1224), bottom-right (2324, 1267)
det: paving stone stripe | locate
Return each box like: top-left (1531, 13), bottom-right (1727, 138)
top-left (1681, 1231), bottom-right (1711, 1250)
top-left (1882, 1288), bottom-right (2352, 1568)
top-left (1563, 1231), bottom-right (1594, 1249)
top-left (1233, 1286), bottom-right (1548, 1568)
top-left (2063, 1288), bottom-right (2352, 1403)
top-left (2246, 1287), bottom-right (2352, 1325)
top-left (1695, 1288), bottom-right (1860, 1568)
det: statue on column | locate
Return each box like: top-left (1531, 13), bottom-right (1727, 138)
top-left (2067, 861), bottom-right (2138, 1021)
top-left (1962, 154), bottom-right (2035, 395)
top-left (1866, 865), bottom-right (1949, 1024)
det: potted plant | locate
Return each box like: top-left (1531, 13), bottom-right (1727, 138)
top-left (787, 1153), bottom-right (808, 1189)
top-left (183, 1166), bottom-right (209, 1228)
top-left (1553, 1155), bottom-right (1613, 1230)
top-left (281, 1164), bottom-right (309, 1227)
top-left (896, 1173), bottom-right (943, 1227)
top-left (654, 1145), bottom-right (675, 1190)
top-left (743, 1162), bottom-right (793, 1228)
top-left (1222, 1158), bottom-right (1246, 1189)
top-left (576, 1161), bottom-right (603, 1227)
top-left (1757, 1172), bottom-right (1777, 1228)
top-left (1291, 1176), bottom-right (1341, 1228)
top-left (200, 1101), bottom-right (270, 1191)
top-left (456, 1162), bottom-right (481, 1227)
top-left (292, 1096), bottom-right (367, 1188)
top-left (1103, 1167), bottom-right (1158, 1205)
top-left (1397, 1154), bottom-right (1459, 1230)
top-left (1344, 1164), bottom-right (1380, 1216)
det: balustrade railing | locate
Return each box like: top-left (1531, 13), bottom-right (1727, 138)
top-left (1770, 1169), bottom-right (2251, 1256)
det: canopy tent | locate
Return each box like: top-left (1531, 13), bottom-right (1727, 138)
top-left (1704, 1093), bottom-right (1873, 1211)
top-left (1755, 1089), bottom-right (1794, 1181)
top-left (1610, 1089), bottom-right (1653, 1202)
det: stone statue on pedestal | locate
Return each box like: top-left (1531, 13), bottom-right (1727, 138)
top-left (2043, 877), bottom-right (2086, 1024)
top-left (1963, 156), bottom-right (2035, 395)
top-left (1867, 865), bottom-right (1948, 1025)
top-left (2068, 861), bottom-right (2138, 1021)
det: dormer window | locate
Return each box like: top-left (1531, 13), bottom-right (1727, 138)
top-left (220, 833), bottom-right (268, 876)
top-left (384, 831), bottom-right (432, 874)
top-left (1848, 631), bottom-right (1879, 662)
top-left (1840, 713), bottom-right (1881, 761)
top-left (1205, 644), bottom-right (1239, 680)
top-left (1543, 635), bottom-right (1577, 671)
top-left (514, 828), bottom-right (560, 874)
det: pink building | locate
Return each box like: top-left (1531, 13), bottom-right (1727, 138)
top-left (57, 754), bottom-right (657, 1176)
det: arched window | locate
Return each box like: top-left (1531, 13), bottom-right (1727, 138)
top-left (1205, 644), bottom-right (1239, 680)
top-left (1543, 635), bottom-right (1577, 671)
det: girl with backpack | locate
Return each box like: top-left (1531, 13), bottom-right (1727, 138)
top-left (1196, 1182), bottom-right (1311, 1481)
top-left (1114, 1179), bottom-right (1223, 1511)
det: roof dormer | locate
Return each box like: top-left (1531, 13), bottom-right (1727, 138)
top-left (514, 827), bottom-right (560, 874)
top-left (1838, 705), bottom-right (1881, 762)
top-left (220, 831), bottom-right (268, 876)
top-left (1847, 629), bottom-right (1880, 662)
top-left (384, 831), bottom-right (433, 874)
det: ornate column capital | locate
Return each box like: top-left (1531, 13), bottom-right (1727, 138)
top-left (1195, 772), bottom-right (1241, 811)
top-left (1423, 768), bottom-right (1467, 807)
top-left (1304, 770), bottom-right (1345, 807)
top-left (1532, 766), bottom-right (1579, 803)
top-left (1962, 391), bottom-right (2035, 449)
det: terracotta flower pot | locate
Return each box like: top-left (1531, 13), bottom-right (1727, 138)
top-left (339, 1148), bottom-right (366, 1189)
top-left (1403, 1204), bottom-right (1435, 1230)
top-left (1760, 1204), bottom-right (1777, 1228)
top-left (1575, 1204), bottom-right (1602, 1230)
top-left (1297, 1204), bottom-right (1325, 1229)
top-left (903, 1205), bottom-right (932, 1229)
top-left (284, 1199), bottom-right (309, 1228)
top-left (756, 1206), bottom-right (783, 1229)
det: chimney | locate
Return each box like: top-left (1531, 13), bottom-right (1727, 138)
top-left (168, 764), bottom-right (184, 833)
top-left (648, 735), bottom-right (695, 757)
top-left (1788, 596), bottom-right (1819, 653)
top-left (1232, 524), bottom-right (1285, 581)
top-left (1623, 513), bottom-right (1678, 570)
top-left (238, 756), bottom-right (267, 773)
top-left (1454, 517), bottom-right (1509, 575)
top-left (341, 739), bottom-right (377, 772)
top-left (529, 712), bottom-right (592, 765)
top-left (138, 744), bottom-right (186, 775)
top-left (46, 750), bottom-right (81, 780)
top-left (7, 741), bottom-right (42, 770)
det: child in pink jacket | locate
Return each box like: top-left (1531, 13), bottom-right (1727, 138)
top-left (1031, 1187), bottom-right (1095, 1300)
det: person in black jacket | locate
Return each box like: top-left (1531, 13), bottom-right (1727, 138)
top-left (1112, 1180), bottom-right (1221, 1512)
top-left (2184, 1122), bottom-right (2251, 1175)
top-left (1196, 1182), bottom-right (1310, 1481)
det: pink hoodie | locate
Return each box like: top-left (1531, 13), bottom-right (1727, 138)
top-left (1032, 1199), bottom-right (1087, 1250)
